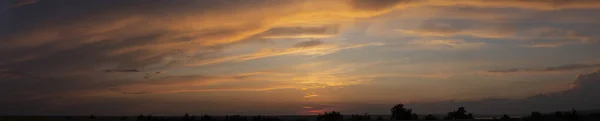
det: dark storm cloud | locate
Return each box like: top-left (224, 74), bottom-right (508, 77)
top-left (487, 63), bottom-right (600, 74)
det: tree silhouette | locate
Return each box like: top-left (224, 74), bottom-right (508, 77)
top-left (524, 112), bottom-right (543, 121)
top-left (555, 111), bottom-right (564, 118)
top-left (138, 114), bottom-right (145, 121)
top-left (565, 108), bottom-right (580, 121)
top-left (317, 111), bottom-right (343, 121)
top-left (390, 104), bottom-right (418, 120)
top-left (350, 113), bottom-right (370, 121)
top-left (227, 115), bottom-right (248, 121)
top-left (147, 114), bottom-right (153, 121)
top-left (499, 114), bottom-right (512, 121)
top-left (201, 114), bottom-right (213, 121)
top-left (183, 113), bottom-right (191, 121)
top-left (252, 115), bottom-right (281, 121)
top-left (424, 114), bottom-right (437, 120)
top-left (443, 107), bottom-right (474, 120)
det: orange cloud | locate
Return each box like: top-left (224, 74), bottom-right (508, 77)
top-left (186, 42), bottom-right (383, 66)
top-left (304, 92), bottom-right (319, 98)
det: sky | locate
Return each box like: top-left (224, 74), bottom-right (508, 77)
top-left (1, 0), bottom-right (600, 116)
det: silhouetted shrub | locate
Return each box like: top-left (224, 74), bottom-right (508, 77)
top-left (317, 111), bottom-right (343, 121)
top-left (555, 111), bottom-right (564, 118)
top-left (443, 107), bottom-right (474, 120)
top-left (252, 115), bottom-right (281, 121)
top-left (147, 114), bottom-right (153, 121)
top-left (183, 113), bottom-right (191, 121)
top-left (424, 114), bottom-right (437, 120)
top-left (201, 114), bottom-right (213, 121)
top-left (121, 116), bottom-right (127, 120)
top-left (523, 112), bottom-right (544, 121)
top-left (498, 114), bottom-right (513, 121)
top-left (227, 115), bottom-right (248, 121)
top-left (565, 108), bottom-right (580, 121)
top-left (376, 116), bottom-right (383, 121)
top-left (138, 114), bottom-right (145, 121)
top-left (89, 114), bottom-right (96, 119)
top-left (390, 104), bottom-right (418, 120)
top-left (350, 113), bottom-right (370, 121)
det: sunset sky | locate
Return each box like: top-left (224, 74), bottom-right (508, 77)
top-left (1, 0), bottom-right (600, 115)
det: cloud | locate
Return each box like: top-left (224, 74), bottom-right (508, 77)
top-left (487, 63), bottom-right (600, 74)
top-left (260, 26), bottom-right (339, 39)
top-left (187, 42), bottom-right (383, 66)
top-left (304, 92), bottom-right (319, 98)
top-left (396, 21), bottom-right (517, 39)
top-left (407, 69), bottom-right (600, 114)
top-left (9, 0), bottom-right (37, 8)
top-left (293, 40), bottom-right (325, 48)
top-left (104, 69), bottom-right (140, 73)
top-left (109, 61), bottom-right (391, 95)
top-left (405, 39), bottom-right (486, 50)
top-left (396, 20), bottom-right (595, 47)
top-left (0, 0), bottom-right (402, 105)
top-left (407, 0), bottom-right (600, 11)
top-left (0, 69), bottom-right (42, 80)
top-left (348, 0), bottom-right (409, 11)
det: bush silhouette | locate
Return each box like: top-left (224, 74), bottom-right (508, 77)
top-left (498, 114), bottom-right (514, 121)
top-left (89, 114), bottom-right (96, 119)
top-left (317, 111), bottom-right (343, 121)
top-left (443, 107), bottom-right (474, 120)
top-left (226, 115), bottom-right (248, 121)
top-left (523, 112), bottom-right (544, 121)
top-left (121, 116), bottom-right (127, 120)
top-left (565, 108), bottom-right (580, 121)
top-left (376, 116), bottom-right (384, 121)
top-left (555, 111), bottom-right (564, 118)
top-left (201, 114), bottom-right (213, 121)
top-left (147, 114), bottom-right (154, 121)
top-left (350, 113), bottom-right (370, 121)
top-left (252, 115), bottom-right (281, 121)
top-left (138, 114), bottom-right (145, 121)
top-left (390, 104), bottom-right (418, 120)
top-left (183, 113), bottom-right (191, 121)
top-left (424, 114), bottom-right (437, 120)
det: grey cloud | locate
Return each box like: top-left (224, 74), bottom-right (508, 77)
top-left (349, 0), bottom-right (409, 11)
top-left (293, 40), bottom-right (324, 48)
top-left (104, 69), bottom-right (140, 73)
top-left (488, 63), bottom-right (600, 74)
top-left (7, 0), bottom-right (37, 8)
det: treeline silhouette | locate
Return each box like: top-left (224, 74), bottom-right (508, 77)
top-left (71, 103), bottom-right (600, 121)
